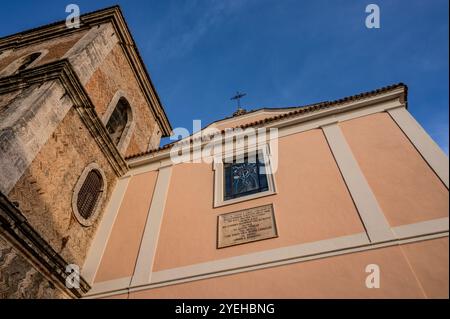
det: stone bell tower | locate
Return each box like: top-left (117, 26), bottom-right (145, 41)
top-left (0, 6), bottom-right (171, 298)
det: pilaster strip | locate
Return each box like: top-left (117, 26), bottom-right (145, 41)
top-left (392, 217), bottom-right (449, 239)
top-left (82, 176), bottom-right (130, 285)
top-left (130, 165), bottom-right (172, 286)
top-left (322, 123), bottom-right (395, 243)
top-left (387, 107), bottom-right (449, 188)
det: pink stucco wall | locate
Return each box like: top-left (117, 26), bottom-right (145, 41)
top-left (153, 129), bottom-right (364, 271)
top-left (92, 109), bottom-right (448, 298)
top-left (95, 171), bottom-right (158, 282)
top-left (340, 112), bottom-right (448, 226)
top-left (128, 238), bottom-right (448, 299)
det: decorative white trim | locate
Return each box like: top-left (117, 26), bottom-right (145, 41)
top-left (126, 96), bottom-right (405, 172)
top-left (392, 217), bottom-right (449, 239)
top-left (213, 144), bottom-right (277, 207)
top-left (84, 215), bottom-right (449, 297)
top-left (131, 233), bottom-right (449, 295)
top-left (276, 99), bottom-right (402, 139)
top-left (85, 231), bottom-right (449, 299)
top-left (387, 107), bottom-right (449, 189)
top-left (102, 90), bottom-right (136, 155)
top-left (82, 176), bottom-right (131, 285)
top-left (87, 276), bottom-right (131, 296)
top-left (71, 163), bottom-right (107, 227)
top-left (151, 233), bottom-right (369, 285)
top-left (130, 165), bottom-right (173, 286)
top-left (0, 49), bottom-right (49, 77)
top-left (322, 123), bottom-right (395, 243)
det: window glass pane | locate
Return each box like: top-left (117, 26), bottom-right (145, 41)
top-left (223, 151), bottom-right (270, 200)
top-left (232, 162), bottom-right (259, 194)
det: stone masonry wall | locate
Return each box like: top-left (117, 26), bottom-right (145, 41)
top-left (0, 31), bottom-right (87, 72)
top-left (0, 10), bottom-right (170, 299)
top-left (85, 43), bottom-right (162, 156)
top-left (0, 81), bottom-right (74, 195)
top-left (7, 106), bottom-right (118, 267)
top-left (1, 22), bottom-right (163, 157)
top-left (0, 234), bottom-right (68, 299)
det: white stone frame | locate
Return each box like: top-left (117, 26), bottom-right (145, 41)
top-left (213, 144), bottom-right (277, 207)
top-left (130, 164), bottom-right (173, 286)
top-left (72, 163), bottom-right (108, 227)
top-left (102, 90), bottom-right (135, 155)
top-left (0, 49), bottom-right (49, 77)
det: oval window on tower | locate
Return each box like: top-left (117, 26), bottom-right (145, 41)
top-left (72, 163), bottom-right (107, 226)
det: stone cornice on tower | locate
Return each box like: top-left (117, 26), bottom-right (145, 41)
top-left (0, 59), bottom-right (129, 176)
top-left (0, 5), bottom-right (172, 137)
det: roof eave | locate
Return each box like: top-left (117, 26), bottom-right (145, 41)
top-left (125, 83), bottom-right (407, 163)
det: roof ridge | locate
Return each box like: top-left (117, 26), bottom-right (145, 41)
top-left (210, 102), bottom-right (324, 126)
top-left (125, 82), bottom-right (407, 160)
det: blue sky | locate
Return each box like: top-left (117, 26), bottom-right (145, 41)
top-left (0, 0), bottom-right (448, 152)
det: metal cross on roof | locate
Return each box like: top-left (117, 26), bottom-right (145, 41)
top-left (230, 91), bottom-right (247, 109)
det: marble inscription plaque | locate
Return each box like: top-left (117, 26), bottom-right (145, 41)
top-left (217, 204), bottom-right (277, 248)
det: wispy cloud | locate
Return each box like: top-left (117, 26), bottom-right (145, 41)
top-left (146, 0), bottom-right (248, 61)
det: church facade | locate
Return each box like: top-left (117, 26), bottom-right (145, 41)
top-left (0, 6), bottom-right (448, 299)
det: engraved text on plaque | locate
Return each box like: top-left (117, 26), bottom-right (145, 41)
top-left (217, 204), bottom-right (277, 248)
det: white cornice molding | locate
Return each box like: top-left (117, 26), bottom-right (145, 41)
top-left (126, 88), bottom-right (405, 170)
